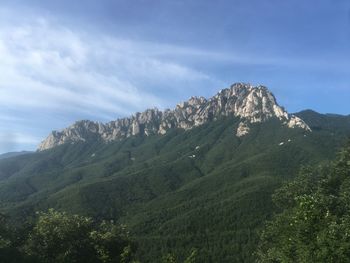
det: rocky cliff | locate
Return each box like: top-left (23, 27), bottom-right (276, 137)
top-left (38, 83), bottom-right (311, 151)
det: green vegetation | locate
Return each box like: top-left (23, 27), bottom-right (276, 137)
top-left (25, 209), bottom-right (133, 263)
top-left (0, 111), bottom-right (349, 261)
top-left (0, 209), bottom-right (200, 263)
top-left (258, 143), bottom-right (350, 262)
top-left (0, 209), bottom-right (135, 263)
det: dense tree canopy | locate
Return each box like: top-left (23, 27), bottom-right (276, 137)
top-left (25, 209), bottom-right (133, 263)
top-left (258, 143), bottom-right (350, 262)
top-left (0, 213), bottom-right (11, 249)
top-left (0, 208), bottom-right (200, 263)
top-left (0, 113), bottom-right (349, 262)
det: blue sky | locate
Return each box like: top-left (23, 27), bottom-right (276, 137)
top-left (0, 0), bottom-right (350, 153)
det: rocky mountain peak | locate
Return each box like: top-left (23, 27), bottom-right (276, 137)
top-left (38, 83), bottom-right (311, 151)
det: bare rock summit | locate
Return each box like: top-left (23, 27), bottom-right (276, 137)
top-left (38, 83), bottom-right (311, 151)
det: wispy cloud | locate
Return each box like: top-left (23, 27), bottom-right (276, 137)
top-left (0, 131), bottom-right (40, 153)
top-left (0, 17), bottom-right (213, 116)
top-left (1, 8), bottom-right (345, 124)
top-left (0, 9), bottom-right (223, 153)
top-left (0, 4), bottom-right (348, 153)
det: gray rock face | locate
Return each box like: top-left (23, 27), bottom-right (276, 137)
top-left (236, 122), bottom-right (250, 137)
top-left (38, 83), bottom-right (311, 151)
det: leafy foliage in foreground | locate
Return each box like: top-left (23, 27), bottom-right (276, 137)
top-left (258, 143), bottom-right (350, 262)
top-left (0, 213), bottom-right (34, 263)
top-left (0, 209), bottom-right (134, 263)
top-left (26, 209), bottom-right (133, 263)
top-left (0, 209), bottom-right (200, 263)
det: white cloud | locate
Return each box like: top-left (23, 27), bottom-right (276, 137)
top-left (2, 8), bottom-right (343, 129)
top-left (3, 6), bottom-right (347, 153)
top-left (0, 131), bottom-right (40, 153)
top-left (0, 10), bottom-right (225, 152)
top-left (0, 15), bottom-right (216, 120)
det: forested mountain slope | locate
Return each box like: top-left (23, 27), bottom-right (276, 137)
top-left (0, 85), bottom-right (349, 262)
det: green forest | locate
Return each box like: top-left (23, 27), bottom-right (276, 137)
top-left (1, 0), bottom-right (349, 261)
top-left (1, 112), bottom-right (350, 262)
top-left (258, 143), bottom-right (350, 262)
top-left (2, 142), bottom-right (350, 262)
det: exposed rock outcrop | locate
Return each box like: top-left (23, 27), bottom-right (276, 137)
top-left (38, 83), bottom-right (311, 151)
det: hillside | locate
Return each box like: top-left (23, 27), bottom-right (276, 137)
top-left (0, 151), bottom-right (32, 160)
top-left (0, 85), bottom-right (349, 262)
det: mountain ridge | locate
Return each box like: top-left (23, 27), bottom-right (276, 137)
top-left (1, 106), bottom-right (349, 262)
top-left (38, 83), bottom-right (311, 151)
top-left (0, 151), bottom-right (32, 160)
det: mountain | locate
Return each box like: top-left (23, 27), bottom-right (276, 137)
top-left (38, 83), bottom-right (310, 151)
top-left (0, 83), bottom-right (349, 262)
top-left (296, 109), bottom-right (350, 133)
top-left (0, 151), bottom-right (32, 160)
